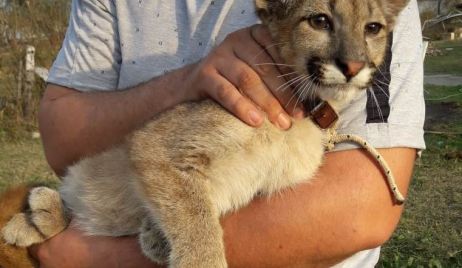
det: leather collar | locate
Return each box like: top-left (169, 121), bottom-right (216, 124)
top-left (307, 100), bottom-right (338, 129)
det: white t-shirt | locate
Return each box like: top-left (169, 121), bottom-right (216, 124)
top-left (47, 0), bottom-right (426, 267)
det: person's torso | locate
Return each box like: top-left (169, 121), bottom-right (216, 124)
top-left (114, 0), bottom-right (259, 89)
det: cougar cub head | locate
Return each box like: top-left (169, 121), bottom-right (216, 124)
top-left (255, 0), bottom-right (409, 107)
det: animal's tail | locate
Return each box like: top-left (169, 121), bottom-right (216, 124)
top-left (0, 185), bottom-right (69, 268)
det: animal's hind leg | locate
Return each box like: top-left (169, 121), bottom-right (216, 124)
top-left (139, 218), bottom-right (170, 264)
top-left (140, 169), bottom-right (227, 268)
top-left (2, 187), bottom-right (69, 247)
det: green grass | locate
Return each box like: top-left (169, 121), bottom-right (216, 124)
top-left (425, 40), bottom-right (462, 75)
top-left (378, 85), bottom-right (462, 267)
top-left (379, 141), bottom-right (462, 268)
top-left (425, 85), bottom-right (462, 102)
top-left (0, 138), bottom-right (59, 191)
top-left (424, 85), bottom-right (462, 133)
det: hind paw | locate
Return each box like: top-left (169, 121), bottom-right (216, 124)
top-left (139, 220), bottom-right (170, 264)
top-left (1, 187), bottom-right (69, 247)
top-left (2, 212), bottom-right (45, 247)
top-left (27, 187), bottom-right (69, 237)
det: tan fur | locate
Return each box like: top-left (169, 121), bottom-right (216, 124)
top-left (1, 1), bottom-right (409, 267)
top-left (2, 187), bottom-right (69, 248)
top-left (0, 186), bottom-right (36, 268)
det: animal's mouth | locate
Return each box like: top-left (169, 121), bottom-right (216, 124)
top-left (307, 75), bottom-right (362, 90)
top-left (305, 57), bottom-right (374, 90)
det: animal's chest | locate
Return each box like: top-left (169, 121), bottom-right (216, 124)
top-left (206, 119), bottom-right (326, 214)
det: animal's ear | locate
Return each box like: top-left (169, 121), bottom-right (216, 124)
top-left (255, 0), bottom-right (271, 23)
top-left (255, 0), bottom-right (268, 10)
top-left (255, 0), bottom-right (294, 22)
top-left (382, 0), bottom-right (410, 28)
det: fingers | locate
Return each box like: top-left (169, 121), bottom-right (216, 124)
top-left (245, 25), bottom-right (305, 118)
top-left (250, 24), bottom-right (286, 72)
top-left (215, 58), bottom-right (292, 129)
top-left (197, 24), bottom-right (306, 129)
top-left (204, 71), bottom-right (265, 127)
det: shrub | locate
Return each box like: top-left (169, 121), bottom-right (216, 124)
top-left (0, 0), bottom-right (70, 139)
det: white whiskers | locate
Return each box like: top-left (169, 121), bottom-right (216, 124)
top-left (285, 74), bottom-right (318, 113)
top-left (368, 88), bottom-right (385, 122)
top-left (372, 80), bottom-right (390, 98)
top-left (277, 71), bottom-right (298, 78)
top-left (254, 62), bottom-right (297, 67)
top-left (275, 73), bottom-right (309, 93)
top-left (251, 41), bottom-right (289, 63)
top-left (286, 75), bottom-right (312, 111)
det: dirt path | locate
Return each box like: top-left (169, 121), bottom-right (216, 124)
top-left (424, 74), bottom-right (462, 86)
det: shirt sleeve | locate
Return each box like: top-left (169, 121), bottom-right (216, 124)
top-left (334, 0), bottom-right (426, 151)
top-left (47, 0), bottom-right (121, 92)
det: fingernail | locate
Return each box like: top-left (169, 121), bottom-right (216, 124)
top-left (249, 110), bottom-right (263, 126)
top-left (293, 107), bottom-right (305, 119)
top-left (278, 113), bottom-right (291, 130)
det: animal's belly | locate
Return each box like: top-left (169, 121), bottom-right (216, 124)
top-left (59, 146), bottom-right (146, 236)
top-left (207, 120), bottom-right (325, 215)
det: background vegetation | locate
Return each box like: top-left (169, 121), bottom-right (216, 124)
top-left (0, 1), bottom-right (461, 267)
top-left (420, 0), bottom-right (462, 40)
top-left (0, 0), bottom-right (69, 139)
top-left (424, 41), bottom-right (462, 74)
top-left (379, 87), bottom-right (462, 267)
top-left (377, 40), bottom-right (462, 267)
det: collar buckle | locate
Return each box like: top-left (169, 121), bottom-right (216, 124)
top-left (310, 101), bottom-right (338, 129)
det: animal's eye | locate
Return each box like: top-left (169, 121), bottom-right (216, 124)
top-left (365, 23), bottom-right (383, 35)
top-left (309, 14), bottom-right (332, 31)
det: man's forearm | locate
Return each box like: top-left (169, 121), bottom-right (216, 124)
top-left (221, 148), bottom-right (415, 268)
top-left (39, 64), bottom-right (194, 176)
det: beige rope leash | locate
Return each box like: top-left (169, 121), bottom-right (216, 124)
top-left (326, 131), bottom-right (405, 204)
top-left (309, 100), bottom-right (405, 205)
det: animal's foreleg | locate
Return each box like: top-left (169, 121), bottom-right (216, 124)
top-left (140, 169), bottom-right (227, 268)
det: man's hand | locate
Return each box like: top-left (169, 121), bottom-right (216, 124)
top-left (182, 25), bottom-right (304, 129)
top-left (29, 223), bottom-right (158, 268)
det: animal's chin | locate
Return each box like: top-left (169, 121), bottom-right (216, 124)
top-left (319, 83), bottom-right (351, 91)
top-left (316, 79), bottom-right (368, 93)
top-left (312, 82), bottom-right (363, 107)
top-left (296, 80), bottom-right (363, 112)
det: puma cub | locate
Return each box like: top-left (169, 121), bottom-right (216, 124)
top-left (1, 0), bottom-right (409, 267)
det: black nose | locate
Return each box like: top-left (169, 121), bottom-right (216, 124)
top-left (335, 59), bottom-right (365, 81)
